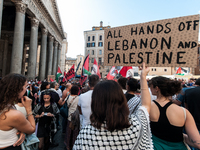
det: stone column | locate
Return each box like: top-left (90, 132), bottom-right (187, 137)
top-left (21, 44), bottom-right (28, 75)
top-left (10, 1), bottom-right (27, 74)
top-left (52, 41), bottom-right (58, 76)
top-left (0, 0), bottom-right (4, 38)
top-left (2, 34), bottom-right (9, 76)
top-left (57, 44), bottom-right (61, 67)
top-left (47, 35), bottom-right (54, 76)
top-left (27, 17), bottom-right (39, 80)
top-left (39, 28), bottom-right (48, 81)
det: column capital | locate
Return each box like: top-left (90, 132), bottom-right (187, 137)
top-left (12, 1), bottom-right (27, 14)
top-left (42, 28), bottom-right (48, 35)
top-left (48, 35), bottom-right (54, 41)
top-left (29, 17), bottom-right (39, 28)
top-left (54, 41), bottom-right (58, 47)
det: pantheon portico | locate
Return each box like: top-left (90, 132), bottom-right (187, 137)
top-left (0, 0), bottom-right (65, 80)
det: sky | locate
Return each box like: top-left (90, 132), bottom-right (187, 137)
top-left (57, 0), bottom-right (200, 58)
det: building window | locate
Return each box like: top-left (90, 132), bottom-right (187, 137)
top-left (99, 35), bottom-right (102, 41)
top-left (98, 58), bottom-right (102, 65)
top-left (88, 50), bottom-right (90, 55)
top-left (80, 57), bottom-right (82, 60)
top-left (91, 58), bottom-right (94, 63)
top-left (100, 27), bottom-right (102, 30)
top-left (92, 50), bottom-right (94, 55)
top-left (87, 43), bottom-right (90, 47)
top-left (99, 50), bottom-right (102, 55)
top-left (151, 68), bottom-right (153, 71)
top-left (98, 42), bottom-right (103, 47)
top-left (91, 42), bottom-right (95, 47)
top-left (164, 69), bottom-right (167, 72)
top-left (92, 36), bottom-right (95, 41)
top-left (91, 67), bottom-right (93, 71)
top-left (88, 36), bottom-right (90, 41)
top-left (93, 28), bottom-right (95, 31)
top-left (154, 68), bottom-right (156, 71)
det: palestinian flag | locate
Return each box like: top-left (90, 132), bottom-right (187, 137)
top-left (80, 55), bottom-right (90, 85)
top-left (56, 66), bottom-right (62, 82)
top-left (176, 67), bottom-right (186, 76)
top-left (83, 55), bottom-right (91, 76)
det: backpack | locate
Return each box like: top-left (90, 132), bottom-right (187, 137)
top-left (60, 95), bottom-right (70, 118)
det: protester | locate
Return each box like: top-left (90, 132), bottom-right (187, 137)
top-left (184, 78), bottom-right (200, 150)
top-left (125, 78), bottom-right (141, 115)
top-left (78, 74), bottom-right (99, 129)
top-left (60, 83), bottom-right (72, 134)
top-left (64, 85), bottom-right (80, 150)
top-left (73, 63), bottom-right (153, 149)
top-left (62, 83), bottom-right (72, 103)
top-left (33, 90), bottom-right (60, 150)
top-left (0, 74), bottom-right (35, 150)
top-left (117, 77), bottom-right (128, 94)
top-left (40, 81), bottom-right (50, 92)
top-left (27, 83), bottom-right (37, 110)
top-left (149, 76), bottom-right (200, 149)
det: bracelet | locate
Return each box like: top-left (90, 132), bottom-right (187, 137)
top-left (27, 112), bottom-right (33, 117)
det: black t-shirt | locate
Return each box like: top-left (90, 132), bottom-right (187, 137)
top-left (38, 104), bottom-right (53, 127)
top-left (125, 92), bottom-right (135, 102)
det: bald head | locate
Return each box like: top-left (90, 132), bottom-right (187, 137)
top-left (66, 83), bottom-right (72, 90)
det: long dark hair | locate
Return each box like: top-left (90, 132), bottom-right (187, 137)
top-left (149, 76), bottom-right (182, 97)
top-left (40, 90), bottom-right (54, 105)
top-left (90, 80), bottom-right (130, 131)
top-left (40, 81), bottom-right (49, 91)
top-left (0, 74), bottom-right (26, 113)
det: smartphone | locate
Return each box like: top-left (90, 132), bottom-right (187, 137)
top-left (44, 113), bottom-right (48, 116)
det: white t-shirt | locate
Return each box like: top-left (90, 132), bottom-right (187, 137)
top-left (78, 90), bottom-right (93, 128)
top-left (57, 89), bottom-right (62, 98)
top-left (15, 104), bottom-right (27, 117)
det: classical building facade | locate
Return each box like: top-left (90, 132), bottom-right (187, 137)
top-left (84, 21), bottom-right (111, 78)
top-left (0, 0), bottom-right (65, 80)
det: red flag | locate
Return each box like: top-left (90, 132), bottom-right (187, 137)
top-left (62, 71), bottom-right (67, 82)
top-left (91, 58), bottom-right (101, 78)
top-left (50, 78), bottom-right (54, 82)
top-left (119, 66), bottom-right (133, 77)
top-left (65, 64), bottom-right (75, 81)
top-left (106, 66), bottom-right (116, 80)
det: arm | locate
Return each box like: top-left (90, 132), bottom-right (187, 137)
top-left (78, 106), bottom-right (82, 115)
top-left (184, 109), bottom-right (200, 149)
top-left (12, 96), bottom-right (36, 134)
top-left (139, 62), bottom-right (151, 113)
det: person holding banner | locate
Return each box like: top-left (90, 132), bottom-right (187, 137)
top-left (73, 63), bottom-right (153, 149)
top-left (149, 76), bottom-right (200, 150)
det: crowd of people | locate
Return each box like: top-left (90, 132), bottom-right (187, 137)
top-left (0, 63), bottom-right (200, 150)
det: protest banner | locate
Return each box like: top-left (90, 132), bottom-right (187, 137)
top-left (48, 75), bottom-right (55, 82)
top-left (104, 15), bottom-right (199, 67)
top-left (65, 64), bottom-right (75, 81)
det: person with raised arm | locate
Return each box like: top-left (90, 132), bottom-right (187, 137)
top-left (73, 63), bottom-right (153, 150)
top-left (0, 74), bottom-right (35, 150)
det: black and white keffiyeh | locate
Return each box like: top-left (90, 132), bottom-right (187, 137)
top-left (73, 106), bottom-right (153, 150)
top-left (127, 95), bottom-right (141, 115)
